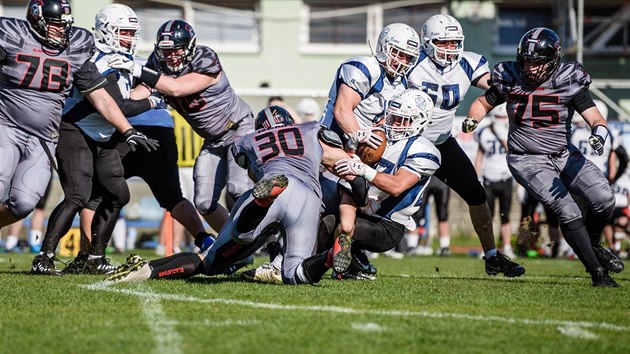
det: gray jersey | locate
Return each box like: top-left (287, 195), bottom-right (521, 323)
top-left (0, 18), bottom-right (104, 142)
top-left (490, 61), bottom-right (590, 155)
top-left (231, 121), bottom-right (324, 199)
top-left (147, 45), bottom-right (252, 141)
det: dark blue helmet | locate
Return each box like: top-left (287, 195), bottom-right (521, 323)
top-left (255, 106), bottom-right (295, 130)
top-left (516, 27), bottom-right (563, 85)
top-left (26, 0), bottom-right (73, 49)
top-left (155, 19), bottom-right (197, 74)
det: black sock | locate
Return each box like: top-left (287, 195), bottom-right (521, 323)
top-left (299, 251), bottom-right (329, 284)
top-left (560, 218), bottom-right (601, 272)
top-left (584, 204), bottom-right (614, 247)
top-left (235, 202), bottom-right (269, 233)
top-left (148, 252), bottom-right (203, 280)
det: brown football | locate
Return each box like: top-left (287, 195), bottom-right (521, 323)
top-left (356, 129), bottom-right (387, 166)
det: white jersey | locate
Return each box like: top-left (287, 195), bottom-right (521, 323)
top-left (320, 56), bottom-right (407, 130)
top-left (407, 51), bottom-right (489, 145)
top-left (612, 173), bottom-right (630, 208)
top-left (361, 136), bottom-right (441, 230)
top-left (570, 123), bottom-right (617, 176)
top-left (65, 51), bottom-right (135, 142)
top-left (475, 125), bottom-right (512, 182)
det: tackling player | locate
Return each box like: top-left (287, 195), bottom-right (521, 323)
top-left (465, 27), bottom-right (624, 287)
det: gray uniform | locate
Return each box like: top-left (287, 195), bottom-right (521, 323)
top-left (490, 61), bottom-right (614, 224)
top-left (201, 121), bottom-right (325, 284)
top-left (0, 18), bottom-right (105, 218)
top-left (146, 45), bottom-right (253, 214)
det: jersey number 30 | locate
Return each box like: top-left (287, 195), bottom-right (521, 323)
top-left (255, 127), bottom-right (304, 163)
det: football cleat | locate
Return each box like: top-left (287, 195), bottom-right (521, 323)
top-left (332, 233), bottom-right (352, 273)
top-left (252, 175), bottom-right (288, 207)
top-left (61, 251), bottom-right (89, 274)
top-left (31, 253), bottom-right (62, 276)
top-left (84, 256), bottom-right (117, 275)
top-left (240, 262), bottom-right (282, 284)
top-left (107, 254), bottom-right (151, 282)
top-left (483, 251), bottom-right (525, 277)
top-left (590, 266), bottom-right (620, 288)
top-left (439, 247), bottom-right (452, 257)
top-left (332, 249), bottom-right (378, 281)
top-left (593, 244), bottom-right (624, 273)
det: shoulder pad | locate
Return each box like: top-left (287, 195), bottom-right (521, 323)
top-left (318, 128), bottom-right (343, 148)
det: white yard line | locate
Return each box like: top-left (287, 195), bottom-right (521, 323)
top-left (84, 281), bottom-right (630, 334)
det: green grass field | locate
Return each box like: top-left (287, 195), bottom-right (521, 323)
top-left (1, 251), bottom-right (629, 354)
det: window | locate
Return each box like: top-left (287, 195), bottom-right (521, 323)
top-left (1, 0), bottom-right (27, 19)
top-left (118, 1), bottom-right (260, 53)
top-left (302, 0), bottom-right (445, 55)
top-left (494, 7), bottom-right (552, 55)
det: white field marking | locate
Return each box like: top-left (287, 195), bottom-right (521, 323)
top-left (83, 282), bottom-right (630, 333)
top-left (557, 325), bottom-right (599, 339)
top-left (352, 322), bottom-right (385, 332)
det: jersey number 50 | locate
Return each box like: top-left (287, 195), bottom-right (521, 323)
top-left (255, 127), bottom-right (304, 163)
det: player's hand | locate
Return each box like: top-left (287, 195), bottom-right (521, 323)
top-left (347, 128), bottom-right (384, 150)
top-left (148, 93), bottom-right (166, 109)
top-left (462, 117), bottom-right (479, 133)
top-left (109, 55), bottom-right (143, 78)
top-left (124, 128), bottom-right (160, 152)
top-left (335, 155), bottom-right (377, 181)
top-left (589, 125), bottom-right (609, 156)
top-left (588, 135), bottom-right (604, 156)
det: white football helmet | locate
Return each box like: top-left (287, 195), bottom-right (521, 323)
top-left (375, 23), bottom-right (420, 77)
top-left (421, 14), bottom-right (465, 67)
top-left (94, 4), bottom-right (141, 55)
top-left (385, 89), bottom-right (434, 141)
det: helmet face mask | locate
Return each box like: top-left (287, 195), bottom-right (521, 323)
top-left (155, 20), bottom-right (197, 74)
top-left (517, 27), bottom-right (563, 86)
top-left (421, 14), bottom-right (465, 67)
top-left (385, 89), bottom-right (434, 142)
top-left (94, 4), bottom-right (141, 55)
top-left (27, 0), bottom-right (73, 49)
top-left (255, 106), bottom-right (295, 130)
top-left (375, 23), bottom-right (420, 77)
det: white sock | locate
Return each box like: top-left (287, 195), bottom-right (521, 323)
top-left (5, 235), bottom-right (18, 251)
top-left (439, 236), bottom-right (450, 249)
top-left (111, 218), bottom-right (127, 251)
top-left (29, 230), bottom-right (43, 246)
top-left (406, 233), bottom-right (419, 248)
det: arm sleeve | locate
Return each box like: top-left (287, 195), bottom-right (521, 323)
top-left (569, 88), bottom-right (596, 114)
top-left (74, 60), bottom-right (108, 94)
top-left (100, 71), bottom-right (152, 117)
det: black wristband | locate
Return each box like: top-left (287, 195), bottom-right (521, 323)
top-left (138, 67), bottom-right (161, 88)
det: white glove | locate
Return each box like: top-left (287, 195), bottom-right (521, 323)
top-left (335, 156), bottom-right (377, 182)
top-left (148, 93), bottom-right (166, 109)
top-left (109, 54), bottom-right (143, 78)
top-left (347, 128), bottom-right (384, 150)
top-left (588, 125), bottom-right (609, 156)
top-left (462, 117), bottom-right (479, 133)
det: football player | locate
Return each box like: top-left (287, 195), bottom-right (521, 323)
top-left (465, 27), bottom-right (624, 287)
top-left (406, 14), bottom-right (523, 277)
top-left (313, 89), bottom-right (441, 280)
top-left (32, 3), bottom-right (160, 275)
top-left (320, 23), bottom-right (420, 154)
top-left (0, 0), bottom-right (154, 268)
top-left (108, 20), bottom-right (254, 244)
top-left (107, 106), bottom-right (356, 285)
top-left (474, 103), bottom-right (515, 258)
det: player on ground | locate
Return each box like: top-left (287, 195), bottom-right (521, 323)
top-left (406, 14), bottom-right (523, 276)
top-left (465, 27), bottom-right (624, 287)
top-left (108, 20), bottom-right (254, 244)
top-left (107, 107), bottom-right (355, 284)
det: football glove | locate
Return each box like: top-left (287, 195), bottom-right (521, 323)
top-left (335, 156), bottom-right (377, 182)
top-left (589, 125), bottom-right (609, 156)
top-left (124, 128), bottom-right (160, 152)
top-left (109, 54), bottom-right (143, 78)
top-left (148, 93), bottom-right (166, 109)
top-left (462, 117), bottom-right (479, 133)
top-left (347, 128), bottom-right (384, 150)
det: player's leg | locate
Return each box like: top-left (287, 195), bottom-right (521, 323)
top-left (433, 179), bottom-right (451, 256)
top-left (0, 125), bottom-right (22, 228)
top-left (497, 179), bottom-right (515, 258)
top-left (193, 144), bottom-right (229, 232)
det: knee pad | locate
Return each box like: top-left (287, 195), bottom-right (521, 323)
top-left (196, 198), bottom-right (219, 215)
top-left (8, 197), bottom-right (37, 219)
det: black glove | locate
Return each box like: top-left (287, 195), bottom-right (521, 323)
top-left (0, 46), bottom-right (7, 65)
top-left (123, 128), bottom-right (160, 152)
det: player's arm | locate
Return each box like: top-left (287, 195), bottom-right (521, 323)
top-left (153, 71), bottom-right (219, 97)
top-left (464, 87), bottom-right (504, 133)
top-left (609, 150), bottom-right (618, 183)
top-left (572, 89), bottom-right (609, 156)
top-left (473, 73), bottom-right (491, 90)
top-left (333, 84), bottom-right (362, 134)
top-left (101, 71), bottom-right (153, 116)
